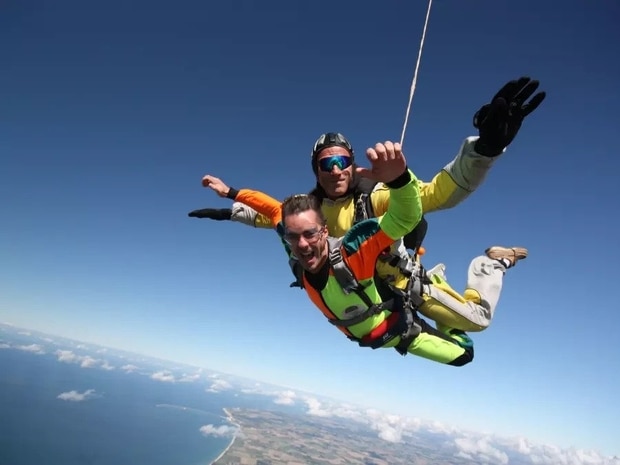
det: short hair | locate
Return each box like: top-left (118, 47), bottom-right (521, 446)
top-left (281, 194), bottom-right (326, 225)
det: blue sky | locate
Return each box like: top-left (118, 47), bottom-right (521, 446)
top-left (1, 0), bottom-right (619, 458)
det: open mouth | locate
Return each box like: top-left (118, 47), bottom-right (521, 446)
top-left (298, 249), bottom-right (316, 265)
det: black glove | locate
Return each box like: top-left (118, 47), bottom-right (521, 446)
top-left (187, 208), bottom-right (232, 220)
top-left (473, 76), bottom-right (546, 157)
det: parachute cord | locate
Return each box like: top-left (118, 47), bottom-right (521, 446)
top-left (399, 0), bottom-right (433, 147)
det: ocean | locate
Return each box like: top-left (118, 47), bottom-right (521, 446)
top-left (0, 326), bottom-right (284, 465)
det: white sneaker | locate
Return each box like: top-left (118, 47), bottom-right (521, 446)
top-left (485, 246), bottom-right (528, 268)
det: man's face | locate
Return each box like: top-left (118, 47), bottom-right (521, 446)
top-left (283, 210), bottom-right (328, 274)
top-left (316, 147), bottom-right (354, 199)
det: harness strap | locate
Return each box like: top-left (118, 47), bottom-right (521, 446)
top-left (394, 308), bottom-right (422, 356)
top-left (328, 244), bottom-right (360, 295)
top-left (353, 192), bottom-right (371, 225)
top-left (355, 301), bottom-right (421, 351)
top-left (288, 258), bottom-right (305, 289)
top-left (325, 236), bottom-right (423, 354)
top-left (379, 252), bottom-right (415, 276)
top-left (327, 299), bottom-right (395, 328)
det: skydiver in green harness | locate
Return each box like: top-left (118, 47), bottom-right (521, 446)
top-left (202, 141), bottom-right (497, 365)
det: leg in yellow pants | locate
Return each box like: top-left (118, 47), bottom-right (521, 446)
top-left (418, 251), bottom-right (519, 332)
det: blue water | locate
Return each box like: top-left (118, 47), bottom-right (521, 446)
top-left (0, 327), bottom-right (288, 465)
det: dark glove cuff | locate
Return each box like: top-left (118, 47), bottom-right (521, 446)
top-left (474, 139), bottom-right (504, 158)
top-left (385, 167), bottom-right (412, 189)
top-left (187, 208), bottom-right (233, 220)
top-left (213, 209), bottom-right (233, 220)
top-left (226, 188), bottom-right (239, 200)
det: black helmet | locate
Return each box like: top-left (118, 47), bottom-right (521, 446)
top-left (310, 132), bottom-right (354, 175)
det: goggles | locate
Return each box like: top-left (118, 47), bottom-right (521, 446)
top-left (317, 155), bottom-right (352, 173)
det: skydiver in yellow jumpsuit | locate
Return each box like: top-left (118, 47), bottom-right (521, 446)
top-left (189, 76), bottom-right (545, 333)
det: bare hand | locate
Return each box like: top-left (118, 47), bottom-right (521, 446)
top-left (355, 141), bottom-right (407, 183)
top-left (202, 175), bottom-right (230, 198)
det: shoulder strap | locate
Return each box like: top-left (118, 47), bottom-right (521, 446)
top-left (327, 236), bottom-right (359, 294)
top-left (288, 257), bottom-right (305, 289)
top-left (353, 179), bottom-right (378, 224)
top-left (327, 236), bottom-right (378, 310)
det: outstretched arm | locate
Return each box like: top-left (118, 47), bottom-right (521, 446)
top-left (372, 76), bottom-right (546, 216)
top-left (369, 138), bottom-right (499, 215)
top-left (227, 188), bottom-right (282, 226)
top-left (418, 136), bottom-right (498, 212)
top-left (201, 174), bottom-right (297, 269)
top-left (230, 203), bottom-right (275, 228)
top-left (187, 203), bottom-right (274, 228)
top-left (200, 174), bottom-right (283, 227)
top-left (189, 175), bottom-right (275, 228)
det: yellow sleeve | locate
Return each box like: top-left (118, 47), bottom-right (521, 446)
top-left (418, 171), bottom-right (460, 214)
top-left (371, 172), bottom-right (464, 215)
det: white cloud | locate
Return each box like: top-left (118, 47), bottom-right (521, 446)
top-left (151, 371), bottom-right (176, 383)
top-left (54, 349), bottom-right (113, 370)
top-left (207, 379), bottom-right (232, 393)
top-left (79, 356), bottom-right (100, 368)
top-left (263, 394), bottom-right (619, 465)
top-left (57, 389), bottom-right (98, 402)
top-left (426, 419), bottom-right (455, 435)
top-left (100, 361), bottom-right (115, 371)
top-left (368, 414), bottom-right (406, 443)
top-left (375, 422), bottom-right (403, 443)
top-left (273, 390), bottom-right (296, 405)
top-left (0, 342), bottom-right (11, 349)
top-left (487, 436), bottom-right (620, 465)
top-left (199, 424), bottom-right (237, 438)
top-left (513, 436), bottom-right (532, 455)
top-left (526, 444), bottom-right (620, 465)
top-left (16, 343), bottom-right (46, 354)
top-left (121, 364), bottom-right (139, 373)
top-left (304, 397), bottom-right (332, 417)
top-left (56, 350), bottom-right (86, 364)
top-left (454, 435), bottom-right (508, 464)
top-left (179, 372), bottom-right (202, 383)
top-left (297, 399), bottom-right (620, 465)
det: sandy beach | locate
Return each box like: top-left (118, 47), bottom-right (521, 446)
top-left (209, 408), bottom-right (240, 465)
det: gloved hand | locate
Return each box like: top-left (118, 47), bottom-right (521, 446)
top-left (473, 76), bottom-right (546, 157)
top-left (187, 208), bottom-right (232, 220)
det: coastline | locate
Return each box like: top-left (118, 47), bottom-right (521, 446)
top-left (209, 408), bottom-right (240, 465)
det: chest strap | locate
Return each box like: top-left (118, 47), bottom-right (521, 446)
top-left (326, 299), bottom-right (395, 328)
top-left (326, 236), bottom-right (423, 353)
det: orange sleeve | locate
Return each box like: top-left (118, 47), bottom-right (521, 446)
top-left (235, 189), bottom-right (282, 226)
